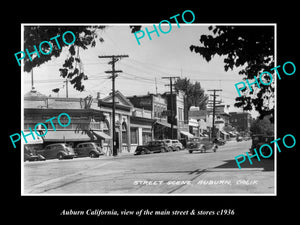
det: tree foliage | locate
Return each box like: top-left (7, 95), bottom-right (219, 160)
top-left (174, 77), bottom-right (208, 110)
top-left (250, 116), bottom-right (274, 135)
top-left (24, 26), bottom-right (105, 91)
top-left (190, 26), bottom-right (274, 121)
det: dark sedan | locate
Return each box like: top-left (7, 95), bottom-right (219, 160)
top-left (74, 142), bottom-right (104, 158)
top-left (36, 143), bottom-right (75, 160)
top-left (134, 140), bottom-right (169, 155)
top-left (187, 138), bottom-right (218, 153)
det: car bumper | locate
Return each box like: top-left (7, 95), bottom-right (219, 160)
top-left (63, 154), bottom-right (75, 159)
top-left (187, 148), bottom-right (201, 151)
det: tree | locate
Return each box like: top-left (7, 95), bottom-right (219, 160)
top-left (190, 26), bottom-right (274, 122)
top-left (250, 116), bottom-right (274, 135)
top-left (174, 77), bottom-right (208, 110)
top-left (23, 26), bottom-right (143, 92)
top-left (24, 26), bottom-right (106, 92)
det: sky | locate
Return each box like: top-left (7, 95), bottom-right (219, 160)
top-left (22, 24), bottom-right (259, 117)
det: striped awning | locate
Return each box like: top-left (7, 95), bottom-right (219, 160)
top-left (92, 131), bottom-right (112, 140)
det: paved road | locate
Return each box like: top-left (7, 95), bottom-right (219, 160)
top-left (23, 141), bottom-right (275, 195)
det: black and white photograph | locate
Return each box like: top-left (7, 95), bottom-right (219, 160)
top-left (21, 23), bottom-right (276, 195)
top-left (4, 4), bottom-right (298, 224)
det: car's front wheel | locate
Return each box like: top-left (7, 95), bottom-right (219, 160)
top-left (57, 153), bottom-right (64, 160)
top-left (89, 152), bottom-right (98, 158)
top-left (140, 150), bottom-right (146, 155)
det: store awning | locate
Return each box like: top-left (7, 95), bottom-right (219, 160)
top-left (154, 121), bottom-right (171, 128)
top-left (154, 121), bottom-right (177, 129)
top-left (180, 131), bottom-right (194, 138)
top-left (92, 131), bottom-right (112, 140)
top-left (23, 131), bottom-right (43, 144)
top-left (228, 131), bottom-right (236, 136)
top-left (220, 130), bottom-right (230, 135)
top-left (43, 130), bottom-right (92, 142)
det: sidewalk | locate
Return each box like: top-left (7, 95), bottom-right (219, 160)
top-left (102, 150), bottom-right (135, 159)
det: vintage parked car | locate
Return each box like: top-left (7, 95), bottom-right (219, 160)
top-left (24, 146), bottom-right (46, 162)
top-left (162, 139), bottom-right (174, 152)
top-left (74, 142), bottom-right (104, 158)
top-left (236, 136), bottom-right (243, 142)
top-left (134, 140), bottom-right (170, 155)
top-left (170, 139), bottom-right (184, 151)
top-left (164, 139), bottom-right (184, 151)
top-left (187, 137), bottom-right (218, 154)
top-left (36, 143), bottom-right (75, 160)
top-left (250, 134), bottom-right (274, 158)
top-left (243, 136), bottom-right (251, 141)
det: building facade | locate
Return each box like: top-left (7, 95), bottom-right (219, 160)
top-left (162, 91), bottom-right (190, 139)
top-left (229, 112), bottom-right (252, 132)
top-left (24, 90), bottom-right (110, 152)
top-left (127, 93), bottom-right (171, 140)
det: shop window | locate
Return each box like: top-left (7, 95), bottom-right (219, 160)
top-left (142, 132), bottom-right (152, 145)
top-left (122, 131), bottom-right (127, 144)
top-left (130, 128), bottom-right (138, 144)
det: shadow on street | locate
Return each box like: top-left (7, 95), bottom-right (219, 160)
top-left (214, 158), bottom-right (274, 171)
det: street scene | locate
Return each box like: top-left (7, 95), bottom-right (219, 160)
top-left (21, 24), bottom-right (275, 195)
top-left (24, 140), bottom-right (274, 194)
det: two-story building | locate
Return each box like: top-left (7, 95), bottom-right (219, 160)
top-left (229, 111), bottom-right (252, 133)
top-left (127, 93), bottom-right (171, 140)
top-left (162, 91), bottom-right (190, 139)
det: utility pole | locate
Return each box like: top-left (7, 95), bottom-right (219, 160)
top-left (64, 79), bottom-right (69, 98)
top-left (31, 69), bottom-right (34, 90)
top-left (155, 77), bottom-right (158, 95)
top-left (162, 76), bottom-right (180, 139)
top-left (98, 55), bottom-right (129, 157)
top-left (207, 89), bottom-right (222, 141)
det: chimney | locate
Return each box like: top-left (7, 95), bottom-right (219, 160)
top-left (97, 92), bottom-right (101, 99)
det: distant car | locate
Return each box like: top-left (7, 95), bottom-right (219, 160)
top-left (187, 137), bottom-right (218, 154)
top-left (243, 136), bottom-right (251, 141)
top-left (163, 139), bottom-right (183, 151)
top-left (75, 142), bottom-right (104, 158)
top-left (170, 139), bottom-right (184, 151)
top-left (24, 146), bottom-right (46, 162)
top-left (163, 139), bottom-right (176, 152)
top-left (134, 140), bottom-right (169, 155)
top-left (236, 136), bottom-right (243, 142)
top-left (213, 138), bottom-right (226, 146)
top-left (36, 143), bottom-right (75, 160)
